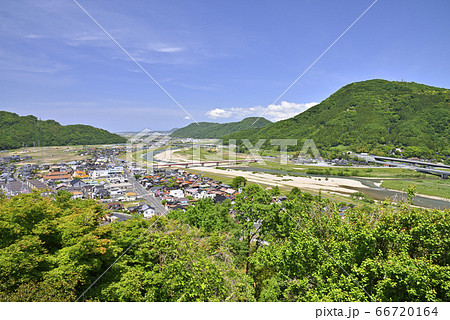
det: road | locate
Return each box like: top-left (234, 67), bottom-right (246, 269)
top-left (13, 167), bottom-right (20, 181)
top-left (125, 168), bottom-right (168, 216)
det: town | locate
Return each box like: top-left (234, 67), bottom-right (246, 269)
top-left (0, 147), bottom-right (260, 223)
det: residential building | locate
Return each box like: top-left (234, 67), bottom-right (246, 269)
top-left (169, 189), bottom-right (184, 198)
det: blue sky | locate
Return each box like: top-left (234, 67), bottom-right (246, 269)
top-left (0, 0), bottom-right (449, 132)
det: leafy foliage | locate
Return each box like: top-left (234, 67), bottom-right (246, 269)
top-left (170, 117), bottom-right (272, 139)
top-left (249, 194), bottom-right (450, 301)
top-left (167, 198), bottom-right (234, 233)
top-left (0, 111), bottom-right (126, 150)
top-left (0, 192), bottom-right (253, 301)
top-left (0, 191), bottom-right (110, 301)
top-left (172, 185), bottom-right (450, 301)
top-left (1, 186), bottom-right (449, 301)
top-left (87, 218), bottom-right (255, 302)
top-left (231, 176), bottom-right (247, 189)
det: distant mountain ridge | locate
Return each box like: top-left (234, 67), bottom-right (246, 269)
top-left (116, 128), bottom-right (178, 137)
top-left (0, 111), bottom-right (127, 150)
top-left (223, 79), bottom-right (450, 158)
top-left (170, 117), bottom-right (272, 139)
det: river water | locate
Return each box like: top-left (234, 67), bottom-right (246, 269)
top-left (140, 148), bottom-right (449, 209)
top-left (232, 166), bottom-right (450, 210)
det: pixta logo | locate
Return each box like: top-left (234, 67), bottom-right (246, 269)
top-left (126, 129), bottom-right (172, 174)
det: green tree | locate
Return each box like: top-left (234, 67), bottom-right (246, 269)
top-left (231, 176), bottom-right (247, 189)
top-left (233, 185), bottom-right (278, 274)
top-left (250, 199), bottom-right (450, 301)
top-left (406, 184), bottom-right (417, 204)
top-left (1, 187), bottom-right (448, 302)
top-left (85, 218), bottom-right (255, 301)
top-left (168, 198), bottom-right (233, 233)
top-left (0, 191), bottom-right (114, 301)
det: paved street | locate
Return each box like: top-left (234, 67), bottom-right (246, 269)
top-left (13, 168), bottom-right (20, 181)
top-left (125, 169), bottom-right (167, 216)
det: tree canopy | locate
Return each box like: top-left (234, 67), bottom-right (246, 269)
top-left (231, 176), bottom-right (247, 189)
top-left (0, 111), bottom-right (126, 150)
top-left (170, 117), bottom-right (272, 139)
top-left (0, 187), bottom-right (449, 301)
top-left (223, 79), bottom-right (450, 158)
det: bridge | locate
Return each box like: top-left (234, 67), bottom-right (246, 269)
top-left (415, 168), bottom-right (450, 179)
top-left (359, 155), bottom-right (450, 179)
top-left (152, 159), bottom-right (260, 169)
top-left (373, 156), bottom-right (450, 170)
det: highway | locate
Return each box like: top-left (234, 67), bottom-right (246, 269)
top-left (373, 156), bottom-right (450, 170)
top-left (358, 154), bottom-right (450, 179)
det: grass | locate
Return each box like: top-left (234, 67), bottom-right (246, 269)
top-left (3, 144), bottom-right (129, 165)
top-left (174, 147), bottom-right (244, 161)
top-left (381, 179), bottom-right (450, 199)
top-left (120, 148), bottom-right (158, 163)
top-left (122, 201), bottom-right (141, 208)
top-left (121, 149), bottom-right (448, 201)
top-left (2, 146), bottom-right (87, 165)
top-left (247, 161), bottom-right (298, 171)
top-left (245, 161), bottom-right (449, 200)
top-left (186, 168), bottom-right (234, 185)
top-left (131, 150), bottom-right (149, 162)
top-left (230, 160), bottom-right (450, 204)
top-left (186, 168), bottom-right (376, 206)
top-left (186, 168), bottom-right (289, 193)
top-left (247, 161), bottom-right (430, 179)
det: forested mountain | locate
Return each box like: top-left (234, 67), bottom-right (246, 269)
top-left (224, 80), bottom-right (450, 158)
top-left (0, 111), bottom-right (126, 150)
top-left (171, 117), bottom-right (272, 139)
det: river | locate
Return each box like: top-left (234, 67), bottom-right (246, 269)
top-left (232, 166), bottom-right (450, 210)
top-left (140, 147), bottom-right (449, 209)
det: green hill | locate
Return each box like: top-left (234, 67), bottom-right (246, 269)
top-left (0, 111), bottom-right (127, 150)
top-left (171, 117), bottom-right (272, 139)
top-left (224, 79), bottom-right (450, 158)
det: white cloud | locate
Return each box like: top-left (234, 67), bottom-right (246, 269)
top-left (24, 34), bottom-right (44, 39)
top-left (64, 32), bottom-right (111, 47)
top-left (184, 116), bottom-right (191, 120)
top-left (147, 43), bottom-right (185, 53)
top-left (205, 108), bottom-right (233, 119)
top-left (154, 47), bottom-right (184, 53)
top-left (205, 101), bottom-right (318, 122)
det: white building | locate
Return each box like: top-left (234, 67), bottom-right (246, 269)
top-left (169, 189), bottom-right (184, 198)
top-left (110, 188), bottom-right (123, 196)
top-left (194, 190), bottom-right (216, 200)
top-left (108, 182), bottom-right (133, 192)
top-left (109, 166), bottom-right (124, 175)
top-left (142, 205), bottom-right (156, 218)
top-left (91, 170), bottom-right (109, 179)
top-left (71, 191), bottom-right (83, 199)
